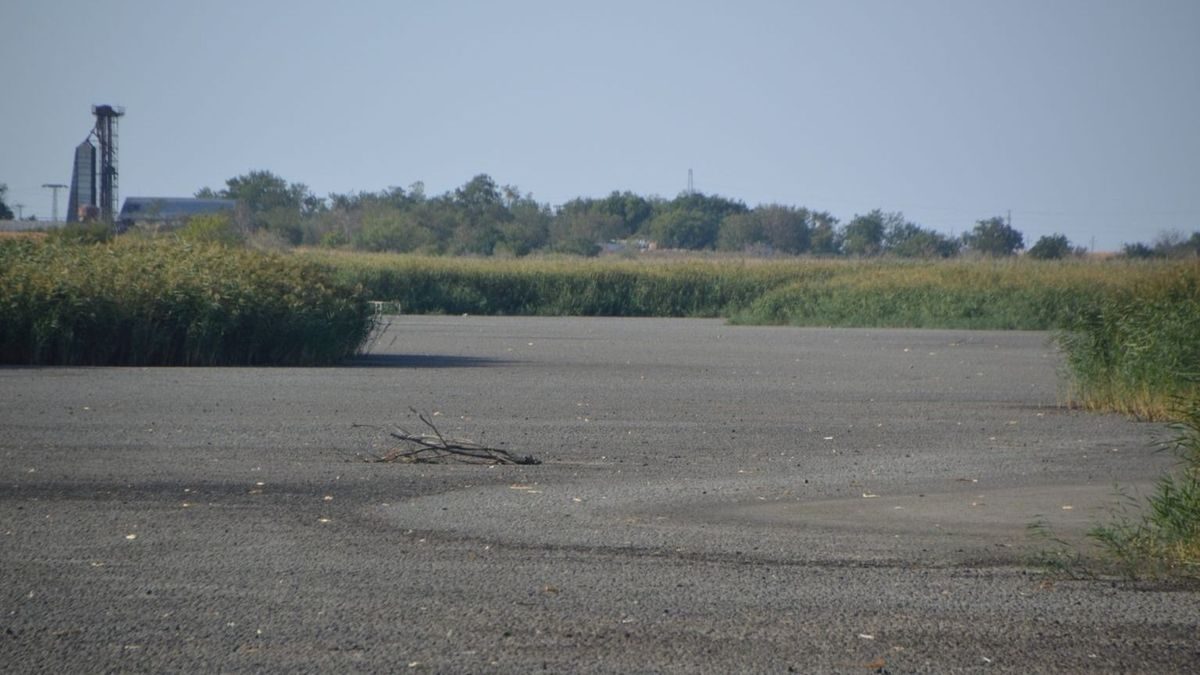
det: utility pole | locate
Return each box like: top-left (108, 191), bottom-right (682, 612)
top-left (42, 183), bottom-right (68, 222)
top-left (14, 203), bottom-right (24, 219)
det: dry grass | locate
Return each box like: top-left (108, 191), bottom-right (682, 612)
top-left (0, 231), bottom-right (47, 241)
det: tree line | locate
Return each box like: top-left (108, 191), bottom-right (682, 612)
top-left (190, 171), bottom-right (1196, 259)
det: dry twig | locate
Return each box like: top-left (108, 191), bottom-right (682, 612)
top-left (360, 408), bottom-right (540, 465)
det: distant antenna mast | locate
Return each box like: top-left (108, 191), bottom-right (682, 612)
top-left (42, 183), bottom-right (68, 222)
top-left (92, 104), bottom-right (125, 224)
top-left (687, 168), bottom-right (694, 196)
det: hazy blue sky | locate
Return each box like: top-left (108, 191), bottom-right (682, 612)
top-left (3, 0), bottom-right (1197, 250)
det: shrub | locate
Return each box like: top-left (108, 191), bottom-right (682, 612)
top-left (177, 213), bottom-right (245, 246)
top-left (1027, 234), bottom-right (1073, 260)
top-left (1088, 392), bottom-right (1200, 579)
top-left (46, 221), bottom-right (114, 245)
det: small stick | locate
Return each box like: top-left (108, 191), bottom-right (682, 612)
top-left (364, 410), bottom-right (540, 465)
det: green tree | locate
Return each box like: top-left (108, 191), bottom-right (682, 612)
top-left (329, 186), bottom-right (414, 213)
top-left (842, 209), bottom-right (889, 256)
top-left (758, 205), bottom-right (811, 254)
top-left (598, 191), bottom-right (655, 236)
top-left (321, 186), bottom-right (423, 247)
top-left (1027, 233), bottom-right (1073, 260)
top-left (553, 209), bottom-right (623, 249)
top-left (649, 192), bottom-right (747, 250)
top-left (198, 170), bottom-right (319, 245)
top-left (449, 174), bottom-right (511, 255)
top-left (809, 211), bottom-right (842, 255)
top-left (718, 205), bottom-right (811, 254)
top-left (211, 170), bottom-right (314, 214)
top-left (0, 184), bottom-right (14, 220)
top-left (454, 174), bottom-right (510, 225)
top-left (1122, 242), bottom-right (1156, 259)
top-left (649, 209), bottom-right (717, 249)
top-left (671, 192), bottom-right (748, 224)
top-left (498, 196), bottom-right (551, 256)
top-left (716, 211), bottom-right (764, 251)
top-left (885, 220), bottom-right (959, 258)
top-left (963, 217), bottom-right (1024, 256)
top-left (353, 207), bottom-right (436, 253)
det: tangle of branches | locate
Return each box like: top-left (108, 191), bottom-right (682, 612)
top-left (360, 408), bottom-right (540, 465)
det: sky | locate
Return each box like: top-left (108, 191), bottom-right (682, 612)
top-left (2, 0), bottom-right (1198, 251)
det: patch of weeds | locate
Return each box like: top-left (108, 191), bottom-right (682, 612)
top-left (1088, 391), bottom-right (1200, 580)
top-left (1056, 291), bottom-right (1200, 421)
top-left (1030, 391), bottom-right (1200, 583)
top-left (1025, 517), bottom-right (1091, 580)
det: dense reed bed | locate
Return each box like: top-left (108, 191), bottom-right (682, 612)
top-left (0, 239), bottom-right (375, 366)
top-left (308, 251), bottom-right (1185, 326)
top-left (307, 251), bottom-right (800, 317)
top-left (731, 259), bottom-right (1130, 329)
top-left (1055, 264), bottom-right (1199, 420)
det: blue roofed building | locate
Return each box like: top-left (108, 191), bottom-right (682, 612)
top-left (117, 197), bottom-right (236, 229)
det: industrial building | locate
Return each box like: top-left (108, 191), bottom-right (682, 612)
top-left (60, 104), bottom-right (238, 231)
top-left (117, 197), bottom-right (236, 228)
top-left (68, 104), bottom-right (124, 224)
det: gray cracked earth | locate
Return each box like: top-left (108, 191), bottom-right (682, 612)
top-left (1, 316), bottom-right (1197, 673)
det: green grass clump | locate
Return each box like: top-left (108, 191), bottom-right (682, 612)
top-left (0, 238), bottom-right (375, 366)
top-left (1055, 263), bottom-right (1199, 419)
top-left (1088, 393), bottom-right (1200, 580)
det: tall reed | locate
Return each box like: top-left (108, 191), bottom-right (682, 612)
top-left (309, 251), bottom-right (796, 317)
top-left (1055, 263), bottom-right (1199, 419)
top-left (309, 252), bottom-right (1187, 331)
top-left (0, 238), bottom-right (375, 366)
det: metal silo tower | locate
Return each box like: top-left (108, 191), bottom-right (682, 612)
top-left (67, 140), bottom-right (97, 223)
top-left (92, 105), bottom-right (125, 224)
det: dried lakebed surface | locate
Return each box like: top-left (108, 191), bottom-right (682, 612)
top-left (2, 316), bottom-right (1196, 673)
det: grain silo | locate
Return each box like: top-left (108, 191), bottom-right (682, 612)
top-left (66, 140), bottom-right (97, 223)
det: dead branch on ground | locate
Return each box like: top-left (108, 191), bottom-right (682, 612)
top-left (359, 408), bottom-right (540, 465)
